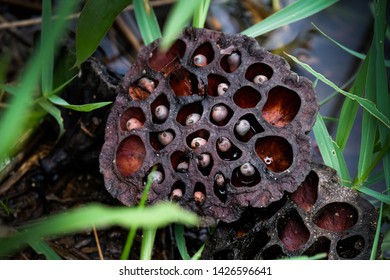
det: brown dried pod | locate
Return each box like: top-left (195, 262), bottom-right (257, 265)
top-left (201, 163), bottom-right (380, 260)
top-left (100, 27), bottom-right (318, 224)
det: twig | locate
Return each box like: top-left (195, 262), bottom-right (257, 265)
top-left (93, 225), bottom-right (104, 260)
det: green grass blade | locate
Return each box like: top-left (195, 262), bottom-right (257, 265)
top-left (140, 227), bottom-right (157, 260)
top-left (286, 53), bottom-right (390, 129)
top-left (38, 99), bottom-right (65, 137)
top-left (370, 203), bottom-right (383, 259)
top-left (191, 243), bottom-right (205, 260)
top-left (382, 228), bottom-right (390, 255)
top-left (357, 187), bottom-right (390, 205)
top-left (363, 172), bottom-right (385, 188)
top-left (41, 0), bottom-right (53, 95)
top-left (241, 0), bottom-right (338, 38)
top-left (333, 140), bottom-right (351, 185)
top-left (48, 95), bottom-right (111, 112)
top-left (336, 59), bottom-right (368, 150)
top-left (29, 239), bottom-right (62, 260)
top-left (174, 224), bottom-right (190, 260)
top-left (134, 0), bottom-right (162, 45)
top-left (193, 0), bottom-right (211, 28)
top-left (0, 202), bottom-right (199, 257)
top-left (373, 0), bottom-right (390, 193)
top-left (0, 0), bottom-right (78, 160)
top-left (161, 0), bottom-right (202, 50)
top-left (287, 252), bottom-right (327, 260)
top-left (75, 0), bottom-right (130, 66)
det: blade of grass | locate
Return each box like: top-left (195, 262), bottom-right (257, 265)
top-left (134, 0), bottom-right (162, 45)
top-left (363, 172), bottom-right (385, 188)
top-left (160, 0), bottom-right (202, 50)
top-left (29, 239), bottom-right (62, 260)
top-left (41, 0), bottom-right (53, 95)
top-left (286, 53), bottom-right (390, 129)
top-left (370, 203), bottom-right (383, 259)
top-left (241, 0), bottom-right (338, 38)
top-left (286, 252), bottom-right (327, 260)
top-left (37, 99), bottom-right (65, 138)
top-left (191, 243), bottom-right (205, 260)
top-left (75, 0), bottom-right (130, 66)
top-left (48, 95), bottom-right (111, 112)
top-left (140, 227), bottom-right (157, 260)
top-left (193, 0), bottom-right (211, 28)
top-left (174, 224), bottom-right (190, 260)
top-left (336, 59), bottom-right (368, 150)
top-left (0, 202), bottom-right (199, 257)
top-left (357, 187), bottom-right (390, 205)
top-left (0, 0), bottom-right (78, 160)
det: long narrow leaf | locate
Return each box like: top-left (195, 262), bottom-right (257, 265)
top-left (38, 99), bottom-right (65, 137)
top-left (193, 0), bottom-right (211, 28)
top-left (134, 0), bottom-right (161, 45)
top-left (370, 203), bottom-right (383, 259)
top-left (140, 227), bottom-right (157, 260)
top-left (41, 0), bottom-right (53, 95)
top-left (161, 0), bottom-right (202, 50)
top-left (286, 53), bottom-right (390, 129)
top-left (357, 187), bottom-right (390, 205)
top-left (76, 0), bottom-right (129, 66)
top-left (241, 0), bottom-right (338, 38)
top-left (0, 202), bottom-right (199, 257)
top-left (174, 224), bottom-right (190, 260)
top-left (29, 239), bottom-right (62, 260)
top-left (48, 95), bottom-right (111, 112)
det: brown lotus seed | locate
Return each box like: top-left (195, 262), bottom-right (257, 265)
top-left (155, 105), bottom-right (169, 121)
top-left (211, 105), bottom-right (228, 122)
top-left (177, 162), bottom-right (189, 172)
top-left (194, 191), bottom-right (205, 205)
top-left (197, 153), bottom-right (211, 168)
top-left (217, 137), bottom-right (232, 152)
top-left (253, 75), bottom-right (268, 84)
top-left (235, 119), bottom-right (251, 136)
top-left (138, 77), bottom-right (155, 93)
top-left (191, 137), bottom-right (207, 149)
top-left (227, 52), bottom-right (241, 72)
top-left (185, 113), bottom-right (201, 126)
top-left (215, 173), bottom-right (225, 187)
top-left (158, 131), bottom-right (174, 146)
top-left (171, 188), bottom-right (183, 200)
top-left (240, 162), bottom-right (255, 177)
top-left (126, 118), bottom-right (143, 131)
top-left (217, 83), bottom-right (229, 96)
top-left (193, 54), bottom-right (208, 67)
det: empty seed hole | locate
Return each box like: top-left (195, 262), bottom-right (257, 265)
top-left (290, 171), bottom-right (318, 212)
top-left (261, 245), bottom-right (286, 260)
top-left (245, 62), bottom-right (273, 82)
top-left (120, 107), bottom-right (146, 131)
top-left (115, 136), bottom-right (146, 177)
top-left (192, 42), bottom-right (214, 67)
top-left (255, 136), bottom-right (293, 173)
top-left (150, 129), bottom-right (176, 151)
top-left (234, 114), bottom-right (264, 142)
top-left (303, 237), bottom-right (330, 259)
top-left (186, 129), bottom-right (210, 149)
top-left (314, 202), bottom-right (358, 232)
top-left (169, 68), bottom-right (199, 97)
top-left (207, 74), bottom-right (230, 97)
top-left (262, 86), bottom-right (301, 127)
top-left (148, 40), bottom-right (186, 72)
top-left (176, 102), bottom-right (203, 126)
top-left (151, 94), bottom-right (170, 124)
top-left (277, 210), bottom-right (310, 251)
top-left (233, 86), bottom-right (262, 108)
top-left (336, 235), bottom-right (365, 259)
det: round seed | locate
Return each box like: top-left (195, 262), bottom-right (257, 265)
top-left (171, 188), bottom-right (183, 201)
top-left (185, 113), bottom-right (201, 126)
top-left (264, 156), bottom-right (273, 165)
top-left (214, 173), bottom-right (225, 187)
top-left (177, 162), bottom-right (189, 172)
top-left (193, 54), bottom-right (207, 67)
top-left (240, 162), bottom-right (255, 177)
top-left (150, 171), bottom-right (163, 184)
top-left (197, 153), bottom-right (211, 168)
top-left (253, 75), bottom-right (268, 85)
top-left (194, 191), bottom-right (205, 205)
top-left (154, 105), bottom-right (168, 121)
top-left (158, 131), bottom-right (174, 146)
top-left (227, 52), bottom-right (241, 72)
top-left (217, 83), bottom-right (229, 96)
top-left (217, 137), bottom-right (232, 152)
top-left (126, 118), bottom-right (142, 131)
top-left (191, 137), bottom-right (207, 149)
top-left (138, 77), bottom-right (155, 93)
top-left (211, 105), bottom-right (228, 122)
top-left (235, 119), bottom-right (251, 136)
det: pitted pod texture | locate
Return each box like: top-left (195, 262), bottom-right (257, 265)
top-left (99, 27), bottom-right (318, 223)
top-left (201, 163), bottom-right (379, 259)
